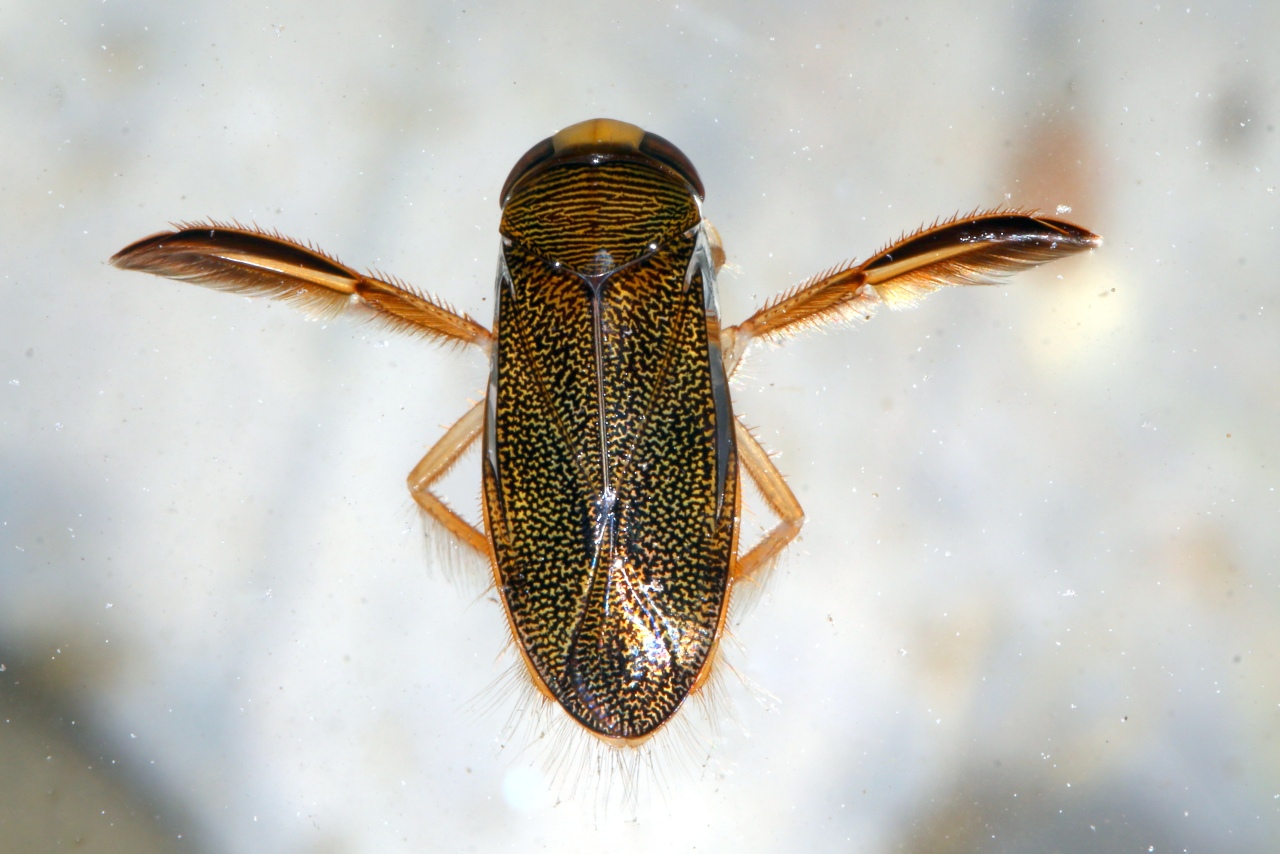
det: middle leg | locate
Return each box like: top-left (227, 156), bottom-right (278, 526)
top-left (732, 419), bottom-right (805, 584)
top-left (406, 399), bottom-right (491, 560)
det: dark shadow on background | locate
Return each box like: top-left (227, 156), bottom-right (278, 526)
top-left (0, 640), bottom-right (208, 852)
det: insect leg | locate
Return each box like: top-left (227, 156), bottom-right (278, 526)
top-left (732, 418), bottom-right (805, 583)
top-left (111, 223), bottom-right (493, 350)
top-left (720, 211), bottom-right (1100, 377)
top-left (406, 399), bottom-right (491, 559)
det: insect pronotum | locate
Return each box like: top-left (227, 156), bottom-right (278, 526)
top-left (111, 118), bottom-right (1100, 748)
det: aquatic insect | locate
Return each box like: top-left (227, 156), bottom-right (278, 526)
top-left (111, 118), bottom-right (1100, 748)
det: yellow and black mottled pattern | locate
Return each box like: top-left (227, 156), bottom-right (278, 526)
top-left (484, 158), bottom-right (737, 741)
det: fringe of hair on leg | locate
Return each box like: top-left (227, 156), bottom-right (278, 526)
top-left (407, 487), bottom-right (493, 600)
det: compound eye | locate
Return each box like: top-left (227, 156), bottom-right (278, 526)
top-left (499, 135), bottom-right (556, 207)
top-left (638, 132), bottom-right (704, 200)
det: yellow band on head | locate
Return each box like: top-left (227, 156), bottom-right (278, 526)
top-left (551, 118), bottom-right (646, 153)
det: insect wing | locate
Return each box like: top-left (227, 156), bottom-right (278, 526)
top-left (484, 164), bottom-right (737, 742)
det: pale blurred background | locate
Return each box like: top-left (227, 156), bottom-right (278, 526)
top-left (2, 1), bottom-right (1277, 851)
